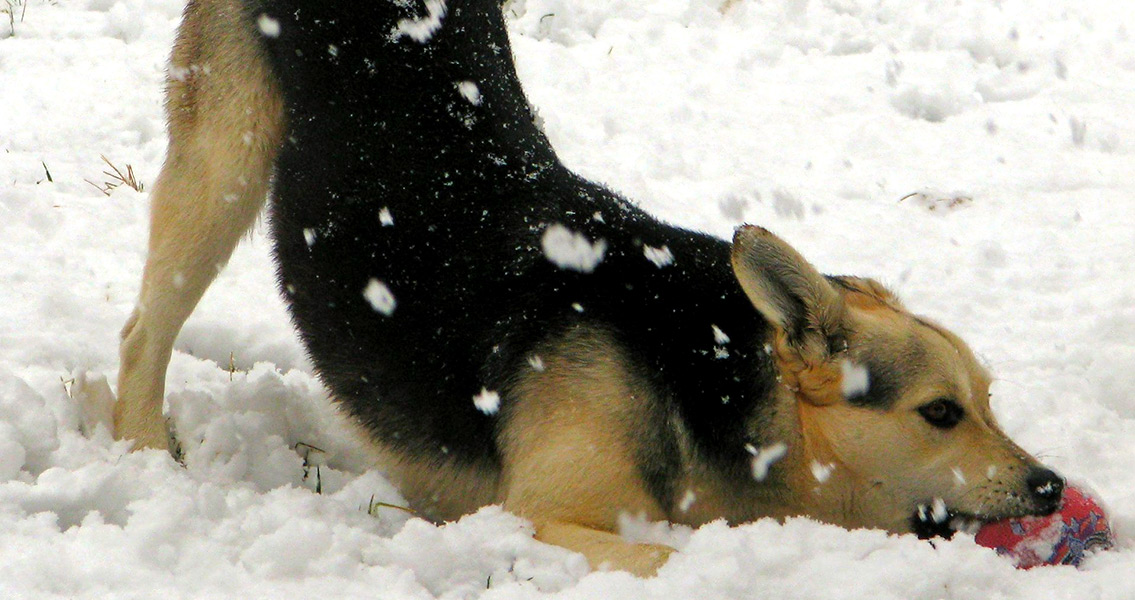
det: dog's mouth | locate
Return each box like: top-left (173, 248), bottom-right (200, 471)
top-left (909, 498), bottom-right (1061, 539)
top-left (909, 501), bottom-right (990, 540)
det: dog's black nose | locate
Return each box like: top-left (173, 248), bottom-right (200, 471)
top-left (1026, 467), bottom-right (1065, 513)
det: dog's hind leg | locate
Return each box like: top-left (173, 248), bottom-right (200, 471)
top-left (116, 0), bottom-right (283, 450)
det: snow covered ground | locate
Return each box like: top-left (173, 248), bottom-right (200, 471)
top-left (1, 0), bottom-right (1134, 597)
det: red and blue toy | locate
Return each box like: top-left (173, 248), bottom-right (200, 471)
top-left (974, 485), bottom-right (1114, 568)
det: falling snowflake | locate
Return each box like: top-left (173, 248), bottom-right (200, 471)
top-left (363, 278), bottom-right (396, 316)
top-left (679, 489), bottom-right (697, 513)
top-left (473, 388), bottom-right (501, 415)
top-left (456, 80), bottom-right (481, 106)
top-left (840, 360), bottom-right (869, 399)
top-left (746, 442), bottom-right (788, 481)
top-left (930, 498), bottom-right (949, 523)
top-left (391, 0), bottom-right (447, 44)
top-left (257, 14), bottom-right (280, 38)
top-left (810, 460), bottom-right (835, 483)
top-left (379, 207), bottom-right (394, 226)
top-left (541, 223), bottom-right (606, 273)
top-left (643, 244), bottom-right (674, 267)
top-left (712, 324), bottom-right (730, 345)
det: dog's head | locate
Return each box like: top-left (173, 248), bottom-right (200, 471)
top-left (731, 225), bottom-right (1063, 537)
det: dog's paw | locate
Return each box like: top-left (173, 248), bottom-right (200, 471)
top-left (116, 412), bottom-right (182, 461)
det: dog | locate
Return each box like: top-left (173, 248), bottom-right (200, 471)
top-left (114, 0), bottom-right (1066, 576)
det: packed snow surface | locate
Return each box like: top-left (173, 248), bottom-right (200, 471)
top-left (2, 0), bottom-right (1135, 597)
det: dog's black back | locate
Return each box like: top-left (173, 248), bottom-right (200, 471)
top-left (256, 0), bottom-right (776, 496)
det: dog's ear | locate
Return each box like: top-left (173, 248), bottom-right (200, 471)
top-left (731, 225), bottom-right (843, 341)
top-left (731, 225), bottom-right (846, 405)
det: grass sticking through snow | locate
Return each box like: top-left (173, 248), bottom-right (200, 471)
top-left (86, 154), bottom-right (144, 196)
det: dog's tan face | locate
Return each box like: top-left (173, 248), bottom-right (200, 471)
top-left (731, 226), bottom-right (1062, 535)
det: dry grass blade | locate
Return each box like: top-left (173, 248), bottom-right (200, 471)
top-left (100, 154), bottom-right (144, 192)
top-left (86, 154), bottom-right (144, 195)
top-left (366, 495), bottom-right (418, 517)
top-left (1, 0), bottom-right (26, 37)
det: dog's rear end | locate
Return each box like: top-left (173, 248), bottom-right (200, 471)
top-left (116, 0), bottom-right (686, 573)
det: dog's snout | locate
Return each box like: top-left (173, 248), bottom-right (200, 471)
top-left (1026, 467), bottom-right (1065, 513)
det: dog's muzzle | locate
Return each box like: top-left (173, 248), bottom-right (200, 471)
top-left (910, 466), bottom-right (1067, 539)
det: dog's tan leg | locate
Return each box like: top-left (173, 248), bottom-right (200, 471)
top-left (535, 521), bottom-right (674, 577)
top-left (116, 0), bottom-right (283, 450)
top-left (499, 328), bottom-right (676, 577)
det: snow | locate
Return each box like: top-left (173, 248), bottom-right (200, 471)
top-left (643, 244), bottom-right (674, 267)
top-left (711, 324), bottom-right (731, 345)
top-left (456, 80), bottom-right (482, 106)
top-left (472, 388), bottom-right (501, 416)
top-left (363, 278), bottom-right (397, 316)
top-left (840, 359), bottom-right (870, 399)
top-left (810, 460), bottom-right (836, 484)
top-left (678, 489), bottom-right (697, 513)
top-left (931, 498), bottom-right (950, 524)
top-left (540, 222), bottom-right (607, 272)
top-left (746, 442), bottom-right (788, 482)
top-left (256, 13), bottom-right (280, 39)
top-left (1, 0), bottom-right (1134, 597)
top-left (391, 0), bottom-right (447, 44)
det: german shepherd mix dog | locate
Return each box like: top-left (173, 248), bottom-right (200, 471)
top-left (115, 0), bottom-right (1066, 576)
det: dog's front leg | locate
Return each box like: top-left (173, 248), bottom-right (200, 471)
top-left (534, 520), bottom-right (674, 577)
top-left (500, 328), bottom-right (678, 576)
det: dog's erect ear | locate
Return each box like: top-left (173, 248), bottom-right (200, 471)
top-left (730, 225), bottom-right (843, 342)
top-left (731, 225), bottom-right (846, 405)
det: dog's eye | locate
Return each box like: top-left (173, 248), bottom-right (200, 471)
top-left (918, 398), bottom-right (964, 429)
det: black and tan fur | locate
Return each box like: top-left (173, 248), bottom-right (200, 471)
top-left (113, 0), bottom-right (1065, 576)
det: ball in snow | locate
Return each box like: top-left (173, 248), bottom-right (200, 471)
top-left (974, 485), bottom-right (1113, 568)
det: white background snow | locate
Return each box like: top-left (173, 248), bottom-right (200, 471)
top-left (1, 0), bottom-right (1134, 597)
